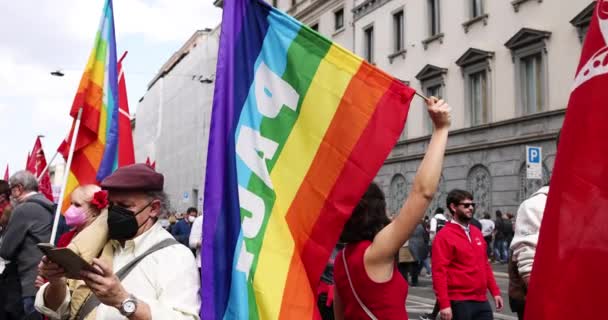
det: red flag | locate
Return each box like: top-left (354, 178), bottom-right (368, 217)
top-left (144, 157), bottom-right (156, 170)
top-left (26, 137), bottom-right (54, 202)
top-left (525, 2), bottom-right (608, 318)
top-left (117, 51), bottom-right (135, 167)
top-left (3, 165), bottom-right (8, 180)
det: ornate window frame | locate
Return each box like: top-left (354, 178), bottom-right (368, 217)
top-left (466, 165), bottom-right (492, 218)
top-left (456, 48), bottom-right (494, 126)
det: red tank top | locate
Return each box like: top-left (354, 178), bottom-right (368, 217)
top-left (334, 241), bottom-right (408, 319)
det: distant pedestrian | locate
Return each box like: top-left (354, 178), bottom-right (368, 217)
top-left (479, 213), bottom-right (495, 258)
top-left (493, 211), bottom-right (508, 263)
top-left (172, 212), bottom-right (191, 247)
top-left (188, 208), bottom-right (204, 269)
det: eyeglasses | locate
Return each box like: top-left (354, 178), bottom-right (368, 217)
top-left (458, 202), bottom-right (476, 208)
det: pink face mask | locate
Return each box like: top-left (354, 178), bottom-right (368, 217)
top-left (65, 205), bottom-right (88, 227)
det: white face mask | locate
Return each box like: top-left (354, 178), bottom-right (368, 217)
top-left (188, 216), bottom-right (196, 223)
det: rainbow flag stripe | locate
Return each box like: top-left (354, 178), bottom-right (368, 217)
top-left (58, 0), bottom-right (119, 210)
top-left (201, 1), bottom-right (414, 319)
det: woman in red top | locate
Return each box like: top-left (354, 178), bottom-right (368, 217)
top-left (333, 97), bottom-right (451, 319)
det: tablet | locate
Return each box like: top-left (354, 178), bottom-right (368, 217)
top-left (37, 243), bottom-right (101, 279)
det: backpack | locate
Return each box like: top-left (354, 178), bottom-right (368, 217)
top-left (436, 218), bottom-right (447, 233)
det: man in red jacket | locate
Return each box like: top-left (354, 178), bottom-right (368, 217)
top-left (432, 189), bottom-right (503, 320)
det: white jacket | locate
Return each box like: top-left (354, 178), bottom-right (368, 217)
top-left (510, 186), bottom-right (549, 280)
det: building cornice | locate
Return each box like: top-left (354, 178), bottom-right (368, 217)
top-left (353, 0), bottom-right (392, 22)
top-left (504, 28), bottom-right (551, 50)
top-left (570, 2), bottom-right (595, 27)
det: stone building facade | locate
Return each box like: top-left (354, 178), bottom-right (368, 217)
top-left (133, 28), bottom-right (219, 212)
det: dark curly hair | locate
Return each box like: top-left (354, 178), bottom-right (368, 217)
top-left (340, 182), bottom-right (391, 243)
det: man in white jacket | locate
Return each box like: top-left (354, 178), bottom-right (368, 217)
top-left (508, 186), bottom-right (548, 319)
top-left (509, 131), bottom-right (560, 320)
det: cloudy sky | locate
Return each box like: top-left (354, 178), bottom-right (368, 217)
top-left (0, 0), bottom-right (222, 178)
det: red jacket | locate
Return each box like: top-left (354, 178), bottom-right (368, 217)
top-left (431, 222), bottom-right (500, 309)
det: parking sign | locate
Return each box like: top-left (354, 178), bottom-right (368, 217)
top-left (526, 146), bottom-right (542, 179)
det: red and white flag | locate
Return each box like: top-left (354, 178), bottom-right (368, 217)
top-left (3, 165), bottom-right (8, 180)
top-left (117, 51), bottom-right (135, 167)
top-left (525, 2), bottom-right (608, 318)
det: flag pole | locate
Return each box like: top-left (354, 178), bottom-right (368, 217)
top-left (415, 91), bottom-right (429, 101)
top-left (37, 150), bottom-right (59, 182)
top-left (49, 108), bottom-right (83, 245)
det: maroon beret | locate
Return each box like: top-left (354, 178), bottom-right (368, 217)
top-left (100, 163), bottom-right (164, 191)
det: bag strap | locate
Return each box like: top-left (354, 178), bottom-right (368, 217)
top-left (76, 238), bottom-right (179, 320)
top-left (341, 246), bottom-right (378, 320)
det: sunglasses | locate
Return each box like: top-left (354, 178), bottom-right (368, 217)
top-left (458, 202), bottom-right (476, 208)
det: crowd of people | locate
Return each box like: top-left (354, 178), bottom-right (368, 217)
top-left (0, 97), bottom-right (552, 320)
top-left (0, 165), bottom-right (202, 319)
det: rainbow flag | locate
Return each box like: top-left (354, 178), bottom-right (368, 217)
top-left (58, 0), bottom-right (120, 211)
top-left (201, 0), bottom-right (414, 319)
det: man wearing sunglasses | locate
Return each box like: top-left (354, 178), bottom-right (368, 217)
top-left (431, 189), bottom-right (503, 320)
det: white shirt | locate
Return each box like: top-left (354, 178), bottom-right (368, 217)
top-left (452, 220), bottom-right (472, 242)
top-left (188, 215), bottom-right (203, 268)
top-left (35, 223), bottom-right (201, 320)
top-left (479, 219), bottom-right (495, 237)
top-left (430, 214), bottom-right (448, 241)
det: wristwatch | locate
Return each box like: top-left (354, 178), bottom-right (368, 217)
top-left (119, 294), bottom-right (138, 317)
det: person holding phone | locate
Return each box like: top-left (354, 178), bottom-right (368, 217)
top-left (35, 164), bottom-right (200, 319)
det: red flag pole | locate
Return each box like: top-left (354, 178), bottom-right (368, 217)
top-left (50, 108), bottom-right (83, 245)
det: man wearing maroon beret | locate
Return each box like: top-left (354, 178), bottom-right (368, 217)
top-left (36, 164), bottom-right (201, 319)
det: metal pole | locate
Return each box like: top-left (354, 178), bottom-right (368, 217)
top-left (49, 108), bottom-right (83, 245)
top-left (415, 91), bottom-right (430, 101)
top-left (37, 150), bottom-right (59, 182)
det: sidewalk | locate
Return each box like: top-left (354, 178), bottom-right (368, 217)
top-left (492, 261), bottom-right (509, 279)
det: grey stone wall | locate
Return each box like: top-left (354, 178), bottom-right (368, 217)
top-left (378, 109), bottom-right (564, 218)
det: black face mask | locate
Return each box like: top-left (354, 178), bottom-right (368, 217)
top-left (107, 202), bottom-right (153, 240)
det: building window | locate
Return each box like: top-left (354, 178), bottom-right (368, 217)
top-left (335, 8), bottom-right (344, 31)
top-left (364, 26), bottom-right (374, 63)
top-left (472, 0), bottom-right (483, 18)
top-left (428, 0), bottom-right (440, 36)
top-left (519, 163), bottom-right (549, 202)
top-left (570, 2), bottom-right (595, 43)
top-left (470, 71), bottom-right (488, 125)
top-left (456, 48), bottom-right (493, 126)
top-left (272, 0), bottom-right (278, 7)
top-left (393, 10), bottom-right (404, 52)
top-left (292, 0), bottom-right (296, 6)
top-left (520, 53), bottom-right (543, 114)
top-left (311, 23), bottom-right (319, 32)
top-left (467, 165), bottom-right (492, 218)
top-left (416, 64), bottom-right (447, 135)
top-left (389, 174), bottom-right (408, 216)
top-left (505, 28), bottom-right (551, 116)
top-left (424, 84), bottom-right (442, 133)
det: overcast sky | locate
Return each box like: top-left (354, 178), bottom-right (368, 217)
top-left (0, 0), bottom-right (222, 178)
